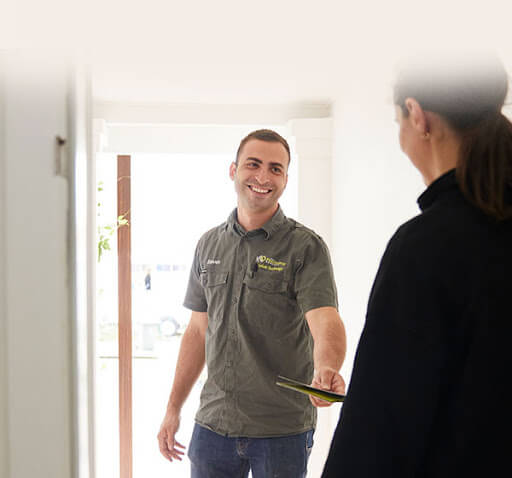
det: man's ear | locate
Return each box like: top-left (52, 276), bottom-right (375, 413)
top-left (405, 98), bottom-right (429, 136)
top-left (229, 162), bottom-right (237, 180)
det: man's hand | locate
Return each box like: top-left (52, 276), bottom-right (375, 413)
top-left (157, 411), bottom-right (185, 462)
top-left (305, 307), bottom-right (347, 407)
top-left (309, 367), bottom-right (346, 408)
top-left (157, 311), bottom-right (207, 462)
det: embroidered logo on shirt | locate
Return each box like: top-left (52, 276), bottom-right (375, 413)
top-left (256, 255), bottom-right (287, 272)
top-left (207, 259), bottom-right (221, 265)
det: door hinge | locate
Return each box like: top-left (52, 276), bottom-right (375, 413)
top-left (55, 135), bottom-right (68, 178)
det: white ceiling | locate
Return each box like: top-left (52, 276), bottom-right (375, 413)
top-left (92, 58), bottom-right (340, 105)
top-left (89, 1), bottom-right (512, 107)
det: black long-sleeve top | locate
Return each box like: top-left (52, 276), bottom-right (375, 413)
top-left (323, 170), bottom-right (512, 477)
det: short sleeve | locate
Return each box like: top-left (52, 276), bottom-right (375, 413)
top-left (294, 235), bottom-right (339, 314)
top-left (183, 242), bottom-right (208, 312)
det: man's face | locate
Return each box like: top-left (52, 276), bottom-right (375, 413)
top-left (229, 139), bottom-right (289, 214)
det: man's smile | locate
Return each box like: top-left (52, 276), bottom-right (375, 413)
top-left (248, 184), bottom-right (272, 194)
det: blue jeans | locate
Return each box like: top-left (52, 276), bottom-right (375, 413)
top-left (188, 423), bottom-right (314, 478)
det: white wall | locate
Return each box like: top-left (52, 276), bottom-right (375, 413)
top-left (289, 118), bottom-right (333, 247)
top-left (287, 117), bottom-right (338, 477)
top-left (0, 52), bottom-right (77, 478)
top-left (0, 51), bottom-right (9, 478)
top-left (94, 101), bottom-right (330, 125)
top-left (331, 76), bottom-right (424, 383)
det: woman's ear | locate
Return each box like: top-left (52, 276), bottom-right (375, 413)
top-left (405, 98), bottom-right (430, 137)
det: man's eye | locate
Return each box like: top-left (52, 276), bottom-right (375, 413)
top-left (272, 167), bottom-right (282, 174)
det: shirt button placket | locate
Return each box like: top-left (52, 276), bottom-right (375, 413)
top-left (224, 235), bottom-right (244, 431)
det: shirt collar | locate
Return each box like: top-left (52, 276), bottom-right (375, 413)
top-left (417, 169), bottom-right (458, 212)
top-left (226, 206), bottom-right (287, 239)
top-left (261, 206), bottom-right (287, 239)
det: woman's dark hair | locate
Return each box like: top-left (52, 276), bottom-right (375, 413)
top-left (394, 55), bottom-right (512, 220)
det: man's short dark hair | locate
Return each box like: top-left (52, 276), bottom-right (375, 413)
top-left (235, 129), bottom-right (291, 165)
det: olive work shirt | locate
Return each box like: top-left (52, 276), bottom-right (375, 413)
top-left (183, 207), bottom-right (339, 437)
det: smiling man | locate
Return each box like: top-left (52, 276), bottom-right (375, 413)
top-left (158, 129), bottom-right (346, 478)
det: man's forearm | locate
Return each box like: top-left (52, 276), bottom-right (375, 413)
top-left (306, 306), bottom-right (346, 372)
top-left (314, 320), bottom-right (346, 372)
top-left (166, 312), bottom-right (207, 413)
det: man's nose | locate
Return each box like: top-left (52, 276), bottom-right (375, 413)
top-left (254, 168), bottom-right (270, 184)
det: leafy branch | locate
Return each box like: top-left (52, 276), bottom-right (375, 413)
top-left (97, 181), bottom-right (129, 262)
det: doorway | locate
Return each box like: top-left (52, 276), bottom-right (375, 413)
top-left (95, 126), bottom-right (298, 478)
